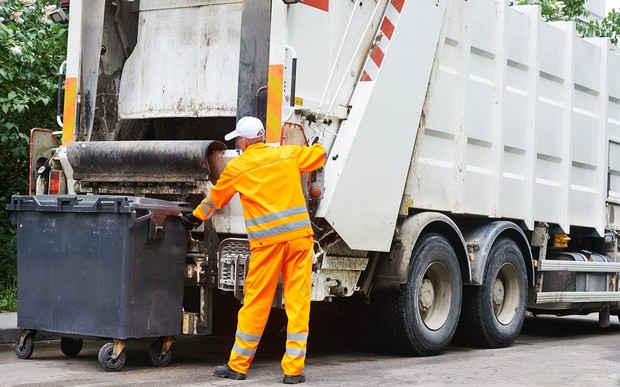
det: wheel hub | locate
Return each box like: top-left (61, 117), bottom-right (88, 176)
top-left (493, 278), bottom-right (505, 310)
top-left (419, 260), bottom-right (452, 331)
top-left (494, 263), bottom-right (521, 325)
top-left (419, 278), bottom-right (435, 311)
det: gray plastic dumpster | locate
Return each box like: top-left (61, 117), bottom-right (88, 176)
top-left (6, 195), bottom-right (190, 371)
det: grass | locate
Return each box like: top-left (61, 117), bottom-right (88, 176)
top-left (0, 283), bottom-right (17, 312)
top-left (0, 225), bottom-right (18, 313)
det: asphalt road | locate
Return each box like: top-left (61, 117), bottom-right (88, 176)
top-left (2, 314), bottom-right (620, 386)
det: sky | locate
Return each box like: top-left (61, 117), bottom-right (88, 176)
top-left (608, 0), bottom-right (620, 12)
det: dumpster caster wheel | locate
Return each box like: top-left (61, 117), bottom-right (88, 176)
top-left (98, 342), bottom-right (126, 372)
top-left (15, 330), bottom-right (35, 359)
top-left (148, 337), bottom-right (173, 367)
top-left (60, 338), bottom-right (83, 357)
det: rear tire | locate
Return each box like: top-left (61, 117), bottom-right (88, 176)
top-left (376, 233), bottom-right (462, 356)
top-left (456, 237), bottom-right (527, 348)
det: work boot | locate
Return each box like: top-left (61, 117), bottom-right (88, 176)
top-left (213, 364), bottom-right (246, 380)
top-left (283, 373), bottom-right (305, 384)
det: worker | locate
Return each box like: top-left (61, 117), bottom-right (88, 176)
top-left (180, 116), bottom-right (326, 384)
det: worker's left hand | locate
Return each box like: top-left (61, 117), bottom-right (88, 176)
top-left (179, 212), bottom-right (203, 229)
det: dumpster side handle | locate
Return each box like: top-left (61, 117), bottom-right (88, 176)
top-left (130, 210), bottom-right (151, 228)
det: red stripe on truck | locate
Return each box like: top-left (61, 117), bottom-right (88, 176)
top-left (381, 16), bottom-right (395, 39)
top-left (370, 46), bottom-right (385, 68)
top-left (360, 71), bottom-right (372, 82)
top-left (303, 0), bottom-right (329, 12)
top-left (391, 0), bottom-right (404, 13)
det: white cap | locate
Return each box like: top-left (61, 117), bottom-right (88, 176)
top-left (224, 116), bottom-right (265, 141)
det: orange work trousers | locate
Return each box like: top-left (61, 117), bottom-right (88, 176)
top-left (228, 236), bottom-right (313, 376)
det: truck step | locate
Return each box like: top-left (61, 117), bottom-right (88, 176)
top-left (535, 291), bottom-right (620, 304)
top-left (537, 260), bottom-right (620, 273)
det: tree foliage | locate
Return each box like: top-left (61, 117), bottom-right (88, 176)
top-left (514, 0), bottom-right (620, 44)
top-left (590, 7), bottom-right (620, 45)
top-left (0, 0), bottom-right (67, 311)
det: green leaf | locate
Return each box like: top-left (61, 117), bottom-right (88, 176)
top-left (7, 91), bottom-right (16, 100)
top-left (1, 105), bottom-right (8, 114)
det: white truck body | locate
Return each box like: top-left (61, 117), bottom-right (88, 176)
top-left (280, 0), bottom-right (620, 251)
top-left (410, 2), bottom-right (620, 237)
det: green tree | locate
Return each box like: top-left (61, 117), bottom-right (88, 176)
top-left (0, 0), bottom-right (67, 311)
top-left (514, 0), bottom-right (620, 44)
top-left (587, 8), bottom-right (620, 45)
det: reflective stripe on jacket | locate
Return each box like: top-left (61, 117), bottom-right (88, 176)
top-left (193, 143), bottom-right (326, 249)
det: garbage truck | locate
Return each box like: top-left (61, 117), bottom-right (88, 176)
top-left (21, 0), bottom-right (620, 361)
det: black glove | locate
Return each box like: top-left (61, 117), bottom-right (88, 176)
top-left (179, 212), bottom-right (203, 229)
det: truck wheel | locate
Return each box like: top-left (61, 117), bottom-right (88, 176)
top-left (98, 342), bottom-right (126, 372)
top-left (15, 331), bottom-right (35, 359)
top-left (377, 233), bottom-right (462, 356)
top-left (456, 237), bottom-right (527, 348)
top-left (60, 338), bottom-right (83, 357)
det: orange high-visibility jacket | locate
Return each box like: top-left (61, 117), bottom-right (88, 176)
top-left (193, 143), bottom-right (326, 249)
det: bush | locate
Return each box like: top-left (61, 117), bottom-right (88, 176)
top-left (0, 232), bottom-right (17, 311)
top-left (514, 0), bottom-right (619, 45)
top-left (0, 0), bottom-right (67, 312)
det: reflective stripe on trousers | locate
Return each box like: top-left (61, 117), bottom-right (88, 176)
top-left (228, 236), bottom-right (313, 376)
top-left (229, 329), bottom-right (261, 371)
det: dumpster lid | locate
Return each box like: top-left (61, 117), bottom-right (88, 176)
top-left (6, 195), bottom-right (190, 214)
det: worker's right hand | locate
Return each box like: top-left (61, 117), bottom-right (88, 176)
top-left (179, 212), bottom-right (203, 229)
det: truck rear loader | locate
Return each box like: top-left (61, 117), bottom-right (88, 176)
top-left (17, 0), bottom-right (620, 363)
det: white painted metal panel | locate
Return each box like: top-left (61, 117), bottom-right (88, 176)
top-left (599, 42), bottom-right (620, 230)
top-left (317, 0), bottom-right (449, 252)
top-left (285, 1), bottom-right (382, 119)
top-left (402, 1), bottom-right (618, 237)
top-left (570, 36), bottom-right (603, 229)
top-left (536, 21), bottom-right (571, 232)
top-left (119, 1), bottom-right (242, 119)
top-left (609, 47), bottom-right (620, 191)
top-left (405, 1), bottom-right (463, 215)
top-left (609, 142), bottom-right (620, 202)
top-left (504, 8), bottom-right (529, 66)
top-left (464, 0), bottom-right (499, 216)
top-left (502, 6), bottom-right (531, 223)
top-left (210, 150), bottom-right (246, 235)
top-left (212, 192), bottom-right (245, 235)
top-left (610, 47), bottom-right (620, 101)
